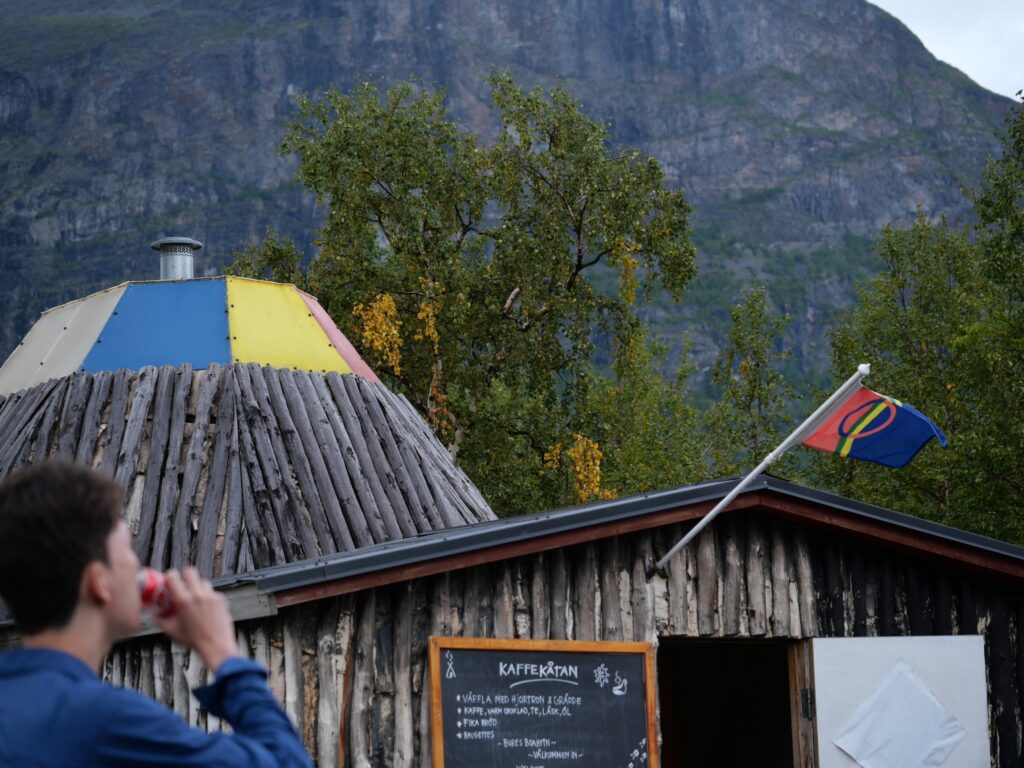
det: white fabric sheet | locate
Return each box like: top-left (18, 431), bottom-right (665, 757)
top-left (832, 659), bottom-right (966, 768)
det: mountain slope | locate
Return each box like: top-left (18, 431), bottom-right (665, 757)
top-left (0, 0), bottom-right (1012, 378)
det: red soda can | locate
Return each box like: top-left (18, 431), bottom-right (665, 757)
top-left (138, 568), bottom-right (175, 617)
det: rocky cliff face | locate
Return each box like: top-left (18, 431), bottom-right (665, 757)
top-left (0, 0), bottom-right (1011, 379)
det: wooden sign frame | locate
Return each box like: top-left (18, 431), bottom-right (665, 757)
top-left (428, 636), bottom-right (660, 768)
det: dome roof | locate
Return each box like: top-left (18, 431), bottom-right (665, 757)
top-left (0, 276), bottom-right (378, 396)
top-left (0, 363), bottom-right (495, 576)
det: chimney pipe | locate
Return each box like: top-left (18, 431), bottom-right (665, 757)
top-left (151, 236), bottom-right (202, 280)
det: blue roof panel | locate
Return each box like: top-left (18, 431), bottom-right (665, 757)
top-left (82, 279), bottom-right (230, 372)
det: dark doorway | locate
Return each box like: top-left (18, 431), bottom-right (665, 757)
top-left (657, 640), bottom-right (795, 768)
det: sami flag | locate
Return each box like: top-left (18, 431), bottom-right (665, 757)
top-left (801, 386), bottom-right (947, 468)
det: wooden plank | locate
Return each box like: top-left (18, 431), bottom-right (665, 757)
top-left (300, 605), bottom-right (320, 756)
top-left (99, 369), bottom-right (133, 477)
top-left (322, 373), bottom-right (399, 543)
top-left (284, 609), bottom-right (305, 738)
top-left (354, 377), bottom-right (426, 538)
top-left (0, 387), bottom-right (29, 441)
top-left (26, 377), bottom-right (69, 467)
top-left (233, 369), bottom-right (285, 566)
top-left (138, 641), bottom-right (154, 699)
top-left (878, 559), bottom-right (898, 636)
top-left (161, 364), bottom-right (194, 569)
top-left (251, 366), bottom-right (323, 561)
top-left (477, 563), bottom-right (495, 638)
top-left (218, 407), bottom-right (244, 576)
top-left (650, 530), bottom-right (670, 637)
top-left (745, 516), bottom-right (768, 637)
top-left (55, 371), bottom-right (93, 458)
top-left (932, 569), bottom-right (954, 636)
top-left (366, 383), bottom-right (448, 532)
top-left (385, 390), bottom-right (492, 522)
top-left (666, 524), bottom-right (689, 636)
top-left (695, 525), bottom-right (718, 636)
top-left (268, 622), bottom-right (286, 715)
top-left (333, 375), bottom-right (409, 541)
top-left (0, 379), bottom-right (61, 469)
top-left (241, 365), bottom-right (317, 561)
top-left (304, 373), bottom-right (375, 548)
top-left (794, 530), bottom-right (818, 637)
top-left (493, 562), bottom-right (514, 639)
top-left (236, 405), bottom-right (274, 569)
top-left (409, 582), bottom-right (429, 763)
top-left (987, 592), bottom-right (1016, 768)
top-left (171, 365), bottom-right (221, 572)
top-left (721, 516), bottom-right (743, 636)
top-left (393, 584), bottom-right (415, 768)
top-left (329, 597), bottom-right (357, 768)
top-left (186, 648), bottom-right (205, 729)
top-left (315, 600), bottom-right (342, 767)
top-left (555, 546), bottom-right (576, 639)
top-left (171, 644), bottom-right (189, 718)
top-left (631, 532), bottom-right (654, 642)
top-left (905, 561), bottom-right (934, 636)
top-left (447, 568), bottom-right (465, 638)
top-left (419, 577), bottom-right (449, 768)
top-left (374, 589), bottom-right (396, 696)
top-left (573, 543), bottom-right (598, 641)
top-left (864, 551), bottom-right (880, 636)
top-left (958, 575), bottom-right (979, 635)
top-left (512, 560), bottom-right (531, 639)
top-left (349, 592), bottom-right (375, 768)
top-left (196, 370), bottom-right (233, 578)
top-left (75, 370), bottom-right (112, 467)
top-left (530, 552), bottom-right (549, 640)
top-left (152, 641), bottom-right (171, 707)
top-left (136, 366), bottom-right (177, 565)
top-left (461, 567), bottom-right (481, 638)
top-left (273, 369), bottom-right (342, 554)
top-left (850, 546), bottom-right (868, 637)
top-left (599, 537), bottom-right (623, 641)
top-left (114, 367), bottom-right (158, 490)
top-left (823, 538), bottom-right (846, 637)
top-left (769, 523), bottom-right (791, 637)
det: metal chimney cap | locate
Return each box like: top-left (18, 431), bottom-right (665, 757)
top-left (151, 237), bottom-right (203, 251)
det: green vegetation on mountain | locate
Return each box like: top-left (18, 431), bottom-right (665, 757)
top-left (233, 76), bottom-right (701, 515)
top-left (0, 0), bottom-right (1011, 388)
top-left (809, 99), bottom-right (1024, 544)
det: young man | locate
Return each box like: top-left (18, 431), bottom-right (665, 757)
top-left (0, 459), bottom-right (314, 767)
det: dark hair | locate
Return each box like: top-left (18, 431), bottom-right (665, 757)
top-left (0, 459), bottom-right (124, 634)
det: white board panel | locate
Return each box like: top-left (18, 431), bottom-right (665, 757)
top-left (811, 636), bottom-right (987, 768)
top-left (0, 284), bottom-right (125, 395)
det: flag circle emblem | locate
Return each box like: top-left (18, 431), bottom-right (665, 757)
top-left (837, 398), bottom-right (897, 440)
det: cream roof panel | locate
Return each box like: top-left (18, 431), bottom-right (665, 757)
top-left (0, 284), bottom-right (127, 396)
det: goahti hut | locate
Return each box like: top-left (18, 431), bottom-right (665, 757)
top-left (1, 240), bottom-right (1022, 767)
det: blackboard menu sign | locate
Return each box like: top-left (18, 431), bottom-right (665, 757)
top-left (429, 637), bottom-right (658, 768)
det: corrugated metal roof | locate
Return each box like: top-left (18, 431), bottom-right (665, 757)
top-left (217, 474), bottom-right (1024, 597)
top-left (4, 475), bottom-right (1024, 629)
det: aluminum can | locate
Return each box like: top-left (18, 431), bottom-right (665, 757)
top-left (138, 567), bottom-right (175, 617)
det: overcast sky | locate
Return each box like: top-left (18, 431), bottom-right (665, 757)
top-left (870, 1), bottom-right (1023, 99)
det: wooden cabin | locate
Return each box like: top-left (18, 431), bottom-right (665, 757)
top-left (0, 263), bottom-right (1021, 766)
top-left (1, 360), bottom-right (1022, 767)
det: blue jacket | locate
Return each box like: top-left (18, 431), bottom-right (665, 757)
top-left (0, 648), bottom-right (313, 767)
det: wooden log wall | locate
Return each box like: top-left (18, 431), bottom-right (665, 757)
top-left (54, 510), bottom-right (1015, 767)
top-left (0, 364), bottom-right (495, 579)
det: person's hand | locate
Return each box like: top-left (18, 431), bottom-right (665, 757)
top-left (154, 567), bottom-right (240, 671)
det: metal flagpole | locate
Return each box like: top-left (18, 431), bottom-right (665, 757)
top-left (653, 363), bottom-right (872, 573)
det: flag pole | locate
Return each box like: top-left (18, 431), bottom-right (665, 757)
top-left (653, 363), bottom-right (871, 573)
